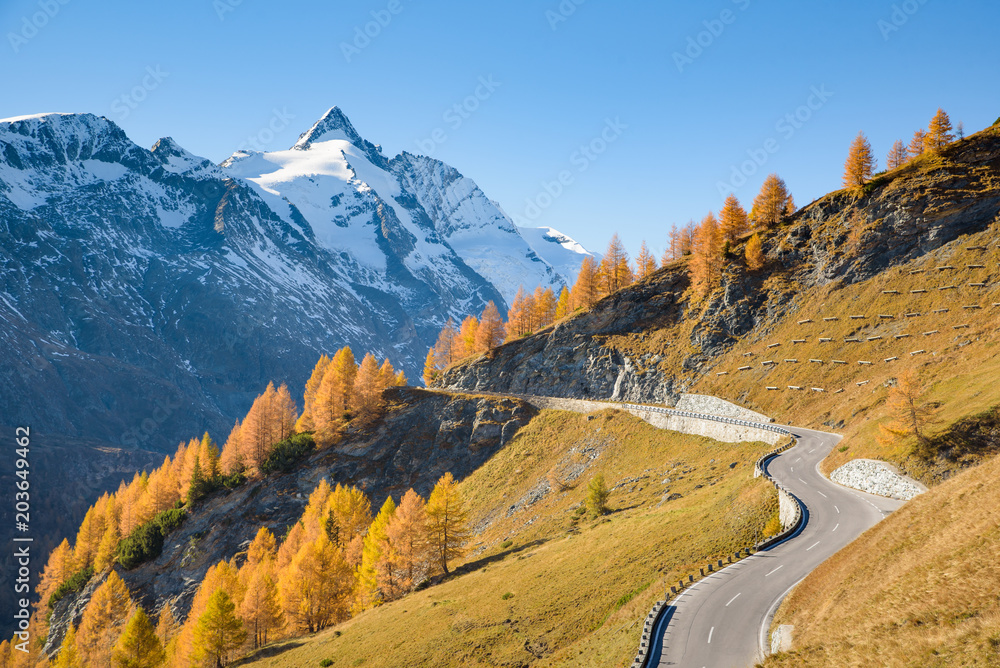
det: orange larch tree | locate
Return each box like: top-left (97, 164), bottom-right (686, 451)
top-left (570, 256), bottom-right (599, 310)
top-left (596, 234), bottom-right (633, 296)
top-left (473, 301), bottom-right (506, 353)
top-left (455, 316), bottom-right (478, 358)
top-left (886, 139), bottom-right (908, 170)
top-left (925, 108), bottom-right (955, 152)
top-left (295, 354), bottom-right (331, 433)
top-left (843, 131), bottom-right (876, 191)
top-left (554, 286), bottom-right (571, 319)
top-left (745, 233), bottom-right (765, 271)
top-left (634, 241), bottom-right (658, 279)
top-left (385, 489), bottom-right (432, 596)
top-left (313, 347), bottom-right (357, 445)
top-left (76, 571), bottom-right (134, 667)
top-left (750, 174), bottom-right (792, 230)
top-left (351, 352), bottom-right (384, 426)
top-left (533, 286), bottom-right (556, 330)
top-left (505, 287), bottom-right (531, 339)
top-left (908, 128), bottom-right (927, 158)
top-left (689, 212), bottom-right (723, 297)
top-left (425, 472), bottom-right (470, 576)
top-left (719, 194), bottom-right (750, 243)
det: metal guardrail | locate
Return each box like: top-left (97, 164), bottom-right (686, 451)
top-left (617, 402), bottom-right (791, 436)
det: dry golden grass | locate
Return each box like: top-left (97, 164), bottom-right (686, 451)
top-left (691, 222), bottom-right (1000, 483)
top-left (761, 447), bottom-right (1000, 667)
top-left (239, 409), bottom-right (778, 668)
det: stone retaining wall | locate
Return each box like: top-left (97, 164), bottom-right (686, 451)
top-left (675, 394), bottom-right (773, 423)
top-left (511, 395), bottom-right (784, 445)
top-left (830, 458), bottom-right (926, 500)
top-left (778, 488), bottom-right (799, 529)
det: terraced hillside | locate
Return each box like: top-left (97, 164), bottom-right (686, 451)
top-left (693, 225), bottom-right (1000, 483)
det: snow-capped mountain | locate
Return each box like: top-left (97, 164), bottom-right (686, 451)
top-left (0, 108), bottom-right (592, 455)
top-left (0, 108), bottom-right (592, 593)
top-left (517, 225), bottom-right (600, 282)
top-left (222, 107), bottom-right (576, 304)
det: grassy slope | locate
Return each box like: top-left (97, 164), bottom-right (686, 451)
top-left (691, 221), bottom-right (1000, 483)
top-left (241, 409), bottom-right (779, 668)
top-left (760, 445), bottom-right (1000, 667)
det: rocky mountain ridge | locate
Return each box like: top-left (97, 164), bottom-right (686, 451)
top-left (436, 125), bottom-right (1000, 404)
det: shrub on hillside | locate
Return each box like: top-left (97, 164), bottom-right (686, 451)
top-left (48, 566), bottom-right (94, 609)
top-left (585, 474), bottom-right (610, 517)
top-left (260, 433), bottom-right (316, 474)
top-left (117, 508), bottom-right (187, 569)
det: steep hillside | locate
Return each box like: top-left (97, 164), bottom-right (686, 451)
top-left (762, 435), bottom-right (1000, 667)
top-left (240, 408), bottom-right (779, 668)
top-left (437, 124), bottom-right (1000, 483)
top-left (43, 388), bottom-right (535, 654)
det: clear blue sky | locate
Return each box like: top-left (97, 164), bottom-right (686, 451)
top-left (3, 0), bottom-right (999, 258)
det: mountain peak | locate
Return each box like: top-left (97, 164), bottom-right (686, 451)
top-left (0, 112), bottom-right (120, 138)
top-left (151, 136), bottom-right (216, 176)
top-left (292, 106), bottom-right (366, 150)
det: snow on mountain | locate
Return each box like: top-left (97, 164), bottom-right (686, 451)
top-left (516, 225), bottom-right (598, 284)
top-left (0, 108), bottom-right (595, 462)
top-left (223, 107), bottom-right (588, 304)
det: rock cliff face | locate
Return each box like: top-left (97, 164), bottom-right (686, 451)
top-left (438, 127), bottom-right (1000, 403)
top-left (44, 388), bottom-right (534, 653)
top-left (438, 270), bottom-right (690, 403)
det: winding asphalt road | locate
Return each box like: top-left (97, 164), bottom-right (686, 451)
top-left (648, 425), bottom-right (904, 668)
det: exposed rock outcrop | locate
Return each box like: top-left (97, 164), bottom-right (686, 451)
top-left (43, 388), bottom-right (534, 654)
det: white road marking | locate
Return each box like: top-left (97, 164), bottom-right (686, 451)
top-left (791, 466), bottom-right (794, 472)
top-left (798, 477), bottom-right (808, 485)
top-left (726, 593), bottom-right (741, 607)
top-left (765, 565), bottom-right (783, 577)
top-left (809, 448), bottom-right (815, 453)
top-left (817, 491), bottom-right (828, 498)
top-left (832, 523), bottom-right (839, 532)
top-left (806, 541), bottom-right (820, 551)
top-left (708, 626), bottom-right (715, 643)
top-left (835, 505), bottom-right (840, 513)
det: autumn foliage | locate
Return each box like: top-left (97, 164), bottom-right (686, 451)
top-left (32, 469), bottom-right (468, 668)
top-left (843, 131), bottom-right (876, 191)
top-left (750, 174), bottom-right (793, 230)
top-left (424, 233), bottom-right (673, 384)
top-left (24, 344), bottom-right (406, 665)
